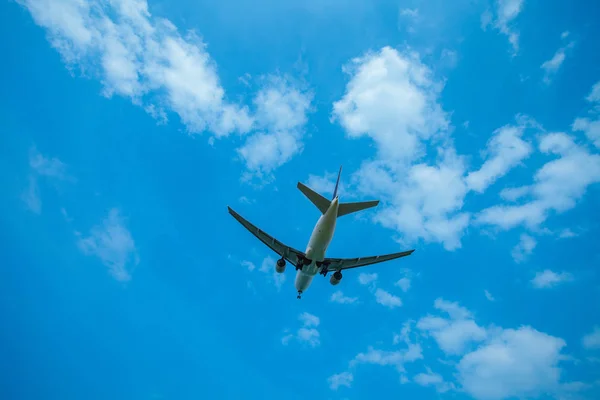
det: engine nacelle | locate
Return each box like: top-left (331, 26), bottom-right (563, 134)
top-left (276, 258), bottom-right (286, 273)
top-left (330, 271), bottom-right (342, 286)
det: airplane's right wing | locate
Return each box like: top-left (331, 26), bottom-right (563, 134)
top-left (227, 206), bottom-right (306, 266)
top-left (324, 250), bottom-right (415, 271)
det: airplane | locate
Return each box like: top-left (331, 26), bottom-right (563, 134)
top-left (227, 166), bottom-right (415, 299)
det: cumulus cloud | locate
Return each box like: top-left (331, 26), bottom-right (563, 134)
top-left (458, 326), bottom-right (567, 400)
top-left (330, 290), bottom-right (358, 304)
top-left (481, 0), bottom-right (524, 54)
top-left (476, 132), bottom-right (600, 230)
top-left (19, 0), bottom-right (311, 178)
top-left (77, 208), bottom-right (139, 281)
top-left (237, 76), bottom-right (313, 181)
top-left (415, 299), bottom-right (579, 400)
top-left (374, 288), bottom-right (402, 309)
top-left (511, 233), bottom-right (537, 263)
top-left (417, 298), bottom-right (487, 355)
top-left (466, 123), bottom-right (533, 193)
top-left (358, 272), bottom-right (378, 286)
top-left (531, 269), bottom-right (573, 289)
top-left (282, 312), bottom-right (321, 348)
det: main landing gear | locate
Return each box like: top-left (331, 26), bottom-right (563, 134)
top-left (297, 290), bottom-right (303, 299)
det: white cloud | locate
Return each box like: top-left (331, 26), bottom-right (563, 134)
top-left (305, 169), bottom-right (346, 198)
top-left (258, 256), bottom-right (286, 290)
top-left (241, 260), bottom-right (256, 271)
top-left (476, 132), bottom-right (600, 230)
top-left (330, 290), bottom-right (358, 304)
top-left (77, 208), bottom-right (139, 281)
top-left (415, 299), bottom-right (577, 400)
top-left (329, 320), bottom-right (423, 390)
top-left (19, 0), bottom-right (252, 135)
top-left (237, 76), bottom-right (312, 181)
top-left (466, 124), bottom-right (533, 193)
top-left (531, 269), bottom-right (573, 289)
top-left (414, 368), bottom-right (454, 393)
top-left (395, 277), bottom-right (411, 292)
top-left (440, 49), bottom-right (458, 69)
top-left (19, 0), bottom-right (311, 178)
top-left (22, 176), bottom-right (42, 214)
top-left (358, 272), bottom-right (378, 286)
top-left (331, 47), bottom-right (478, 251)
top-left (482, 0), bottom-right (524, 54)
top-left (457, 326), bottom-right (567, 400)
top-left (417, 298), bottom-right (487, 355)
top-left (586, 81), bottom-right (600, 103)
top-left (282, 312), bottom-right (321, 348)
top-left (328, 372), bottom-right (353, 390)
top-left (541, 38), bottom-right (575, 85)
top-left (511, 233), bottom-right (537, 263)
top-left (572, 82), bottom-right (600, 148)
top-left (22, 148), bottom-right (71, 214)
top-left (582, 327), bottom-right (600, 350)
top-left (374, 288), bottom-right (402, 308)
top-left (400, 8), bottom-right (419, 18)
top-left (558, 228), bottom-right (577, 239)
top-left (573, 118), bottom-right (600, 148)
top-left (484, 290), bottom-right (495, 301)
top-left (332, 46), bottom-right (448, 163)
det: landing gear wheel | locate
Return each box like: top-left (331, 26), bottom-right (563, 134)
top-left (297, 290), bottom-right (302, 299)
top-left (295, 263), bottom-right (303, 271)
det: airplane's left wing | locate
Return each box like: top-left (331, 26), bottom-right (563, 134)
top-left (324, 250), bottom-right (415, 271)
top-left (227, 206), bottom-right (306, 265)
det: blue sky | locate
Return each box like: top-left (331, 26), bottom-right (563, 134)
top-left (1, 0), bottom-right (600, 399)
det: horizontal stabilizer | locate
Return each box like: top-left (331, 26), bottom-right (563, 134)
top-left (297, 182), bottom-right (331, 214)
top-left (337, 200), bottom-right (379, 217)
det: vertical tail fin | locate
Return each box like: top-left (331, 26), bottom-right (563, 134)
top-left (332, 165), bottom-right (342, 199)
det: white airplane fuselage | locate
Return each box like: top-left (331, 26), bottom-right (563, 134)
top-left (294, 197), bottom-right (339, 294)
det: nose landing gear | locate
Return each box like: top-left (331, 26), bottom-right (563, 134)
top-left (297, 290), bottom-right (303, 299)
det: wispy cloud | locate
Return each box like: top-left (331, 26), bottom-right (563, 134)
top-left (77, 208), bottom-right (139, 282)
top-left (481, 0), bottom-right (524, 55)
top-left (511, 233), bottom-right (537, 263)
top-left (531, 269), bottom-right (573, 289)
top-left (330, 290), bottom-right (358, 304)
top-left (258, 256), bottom-right (286, 290)
top-left (466, 123), bottom-right (533, 193)
top-left (413, 368), bottom-right (455, 393)
top-left (327, 371), bottom-right (353, 390)
top-left (541, 35), bottom-right (575, 85)
top-left (484, 290), bottom-right (495, 302)
top-left (22, 147), bottom-right (71, 214)
top-left (18, 0), bottom-right (311, 178)
top-left (582, 327), bottom-right (600, 350)
top-left (476, 130), bottom-right (600, 231)
top-left (572, 80), bottom-right (600, 149)
top-left (282, 312), bottom-right (321, 348)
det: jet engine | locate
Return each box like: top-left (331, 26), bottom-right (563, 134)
top-left (330, 271), bottom-right (342, 285)
top-left (276, 258), bottom-right (286, 273)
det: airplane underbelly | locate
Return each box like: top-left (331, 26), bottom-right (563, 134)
top-left (295, 271), bottom-right (314, 292)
